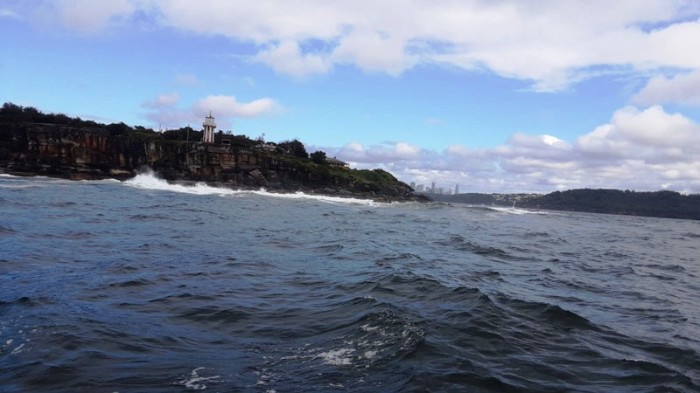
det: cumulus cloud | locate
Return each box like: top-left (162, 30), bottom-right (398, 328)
top-left (23, 0), bottom-right (700, 90)
top-left (142, 92), bottom-right (280, 129)
top-left (632, 71), bottom-right (700, 106)
top-left (578, 106), bottom-right (699, 158)
top-left (254, 41), bottom-right (332, 77)
top-left (335, 141), bottom-right (424, 164)
top-left (143, 92), bottom-right (180, 108)
top-left (325, 106), bottom-right (700, 193)
top-left (330, 29), bottom-right (416, 75)
top-left (194, 95), bottom-right (279, 118)
top-left (39, 0), bottom-right (137, 34)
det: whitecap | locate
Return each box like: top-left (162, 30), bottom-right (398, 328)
top-left (123, 169), bottom-right (384, 206)
top-left (175, 367), bottom-right (222, 390)
top-left (490, 206), bottom-right (548, 215)
top-left (10, 343), bottom-right (25, 355)
top-left (124, 171), bottom-right (234, 196)
top-left (315, 348), bottom-right (355, 366)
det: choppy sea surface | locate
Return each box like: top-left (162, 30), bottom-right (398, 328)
top-left (1, 173), bottom-right (699, 393)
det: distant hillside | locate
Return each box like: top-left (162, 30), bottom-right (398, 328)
top-left (519, 189), bottom-right (700, 220)
top-left (432, 189), bottom-right (700, 220)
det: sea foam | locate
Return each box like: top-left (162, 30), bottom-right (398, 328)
top-left (123, 170), bottom-right (381, 206)
top-left (175, 367), bottom-right (222, 390)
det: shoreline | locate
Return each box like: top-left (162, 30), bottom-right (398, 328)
top-left (0, 168), bottom-right (426, 203)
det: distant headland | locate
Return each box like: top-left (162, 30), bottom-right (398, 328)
top-left (428, 190), bottom-right (700, 220)
top-left (0, 103), bottom-right (424, 202)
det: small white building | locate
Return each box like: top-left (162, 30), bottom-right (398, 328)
top-left (202, 112), bottom-right (216, 144)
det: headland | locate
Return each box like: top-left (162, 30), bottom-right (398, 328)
top-left (0, 103), bottom-right (424, 202)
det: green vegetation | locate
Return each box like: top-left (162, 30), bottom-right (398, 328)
top-left (520, 188), bottom-right (700, 220)
top-left (277, 139), bottom-right (308, 159)
top-left (434, 188), bottom-right (700, 220)
top-left (310, 150), bottom-right (327, 164)
top-left (1, 102), bottom-right (99, 128)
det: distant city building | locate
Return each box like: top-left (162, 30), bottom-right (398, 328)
top-left (410, 181), bottom-right (416, 190)
top-left (431, 182), bottom-right (436, 194)
top-left (202, 112), bottom-right (216, 144)
top-left (455, 184), bottom-right (460, 195)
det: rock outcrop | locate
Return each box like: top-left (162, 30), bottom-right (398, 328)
top-left (0, 122), bottom-right (424, 202)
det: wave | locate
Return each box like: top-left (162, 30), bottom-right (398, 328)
top-left (489, 206), bottom-right (545, 215)
top-left (175, 367), bottom-right (223, 391)
top-left (253, 306), bottom-right (425, 390)
top-left (0, 174), bottom-right (119, 189)
top-left (459, 204), bottom-right (547, 215)
top-left (436, 234), bottom-right (513, 259)
top-left (122, 170), bottom-right (381, 206)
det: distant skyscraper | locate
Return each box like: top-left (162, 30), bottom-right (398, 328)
top-left (431, 182), bottom-right (436, 194)
top-left (410, 181), bottom-right (416, 190)
top-left (455, 184), bottom-right (460, 195)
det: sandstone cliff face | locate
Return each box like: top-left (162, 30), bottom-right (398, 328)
top-left (0, 123), bottom-right (420, 201)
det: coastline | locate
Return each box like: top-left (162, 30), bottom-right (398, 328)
top-left (0, 167), bottom-right (427, 203)
top-left (0, 106), bottom-right (426, 203)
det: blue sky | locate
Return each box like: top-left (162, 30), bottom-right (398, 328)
top-left (3, 1), bottom-right (700, 193)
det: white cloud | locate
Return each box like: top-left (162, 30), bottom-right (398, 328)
top-left (143, 92), bottom-right (180, 108)
top-left (142, 92), bottom-right (280, 129)
top-left (254, 41), bottom-right (332, 77)
top-left (326, 105), bottom-right (700, 193)
top-left (330, 29), bottom-right (416, 75)
top-left (194, 95), bottom-right (279, 118)
top-left (578, 106), bottom-right (700, 154)
top-left (28, 0), bottom-right (700, 90)
top-left (394, 142), bottom-right (421, 158)
top-left (50, 0), bottom-right (136, 34)
top-left (632, 71), bottom-right (700, 106)
top-left (335, 141), bottom-right (424, 164)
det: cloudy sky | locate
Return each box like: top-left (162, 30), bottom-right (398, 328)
top-left (3, 0), bottom-right (700, 193)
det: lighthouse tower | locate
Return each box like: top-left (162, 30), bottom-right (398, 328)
top-left (202, 112), bottom-right (216, 144)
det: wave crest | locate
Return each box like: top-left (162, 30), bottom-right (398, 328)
top-left (123, 170), bottom-right (381, 205)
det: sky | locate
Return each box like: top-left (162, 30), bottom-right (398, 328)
top-left (3, 0), bottom-right (700, 193)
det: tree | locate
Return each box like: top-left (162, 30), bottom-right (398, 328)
top-left (310, 150), bottom-right (327, 165)
top-left (278, 139), bottom-right (308, 159)
top-left (106, 122), bottom-right (132, 136)
top-left (1, 102), bottom-right (24, 119)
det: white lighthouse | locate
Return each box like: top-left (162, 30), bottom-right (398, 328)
top-left (202, 112), bottom-right (216, 144)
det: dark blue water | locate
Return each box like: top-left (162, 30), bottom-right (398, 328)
top-left (1, 173), bottom-right (699, 392)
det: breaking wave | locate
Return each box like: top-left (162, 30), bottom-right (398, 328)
top-left (123, 170), bottom-right (382, 206)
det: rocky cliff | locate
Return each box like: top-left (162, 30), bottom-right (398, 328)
top-left (0, 121), bottom-right (422, 202)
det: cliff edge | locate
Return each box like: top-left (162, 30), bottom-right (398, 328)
top-left (0, 103), bottom-right (425, 202)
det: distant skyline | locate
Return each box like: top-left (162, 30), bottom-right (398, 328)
top-left (3, 1), bottom-right (700, 193)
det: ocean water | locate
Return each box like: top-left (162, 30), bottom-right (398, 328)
top-left (1, 173), bottom-right (699, 393)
